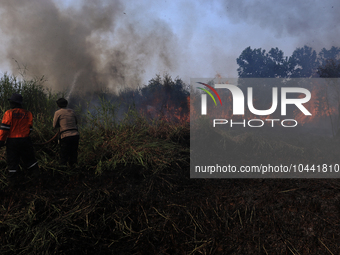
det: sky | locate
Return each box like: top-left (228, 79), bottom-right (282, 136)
top-left (0, 0), bottom-right (339, 93)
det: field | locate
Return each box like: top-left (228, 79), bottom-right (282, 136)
top-left (0, 74), bottom-right (340, 254)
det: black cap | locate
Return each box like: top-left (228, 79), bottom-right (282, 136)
top-left (8, 93), bottom-right (23, 104)
top-left (56, 98), bottom-right (68, 108)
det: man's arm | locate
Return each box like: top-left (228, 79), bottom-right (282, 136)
top-left (53, 111), bottom-right (60, 129)
top-left (0, 111), bottom-right (11, 146)
top-left (28, 111), bottom-right (33, 134)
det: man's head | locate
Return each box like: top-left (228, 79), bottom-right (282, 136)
top-left (8, 93), bottom-right (23, 108)
top-left (56, 98), bottom-right (68, 108)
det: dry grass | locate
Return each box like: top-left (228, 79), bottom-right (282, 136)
top-left (2, 124), bottom-right (340, 254)
top-left (0, 74), bottom-right (340, 254)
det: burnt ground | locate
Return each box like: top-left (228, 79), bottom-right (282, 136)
top-left (1, 164), bottom-right (340, 254)
top-left (1, 125), bottom-right (340, 254)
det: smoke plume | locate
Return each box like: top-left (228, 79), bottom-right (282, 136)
top-left (1, 0), bottom-right (340, 88)
top-left (0, 0), bottom-right (180, 93)
top-left (221, 0), bottom-right (340, 51)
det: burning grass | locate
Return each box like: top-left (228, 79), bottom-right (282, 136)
top-left (0, 75), bottom-right (340, 254)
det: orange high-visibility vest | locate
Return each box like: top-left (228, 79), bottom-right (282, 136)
top-left (0, 108), bottom-right (33, 141)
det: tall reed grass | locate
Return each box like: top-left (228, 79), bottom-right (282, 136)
top-left (0, 73), bottom-right (191, 253)
top-left (0, 73), bottom-right (190, 185)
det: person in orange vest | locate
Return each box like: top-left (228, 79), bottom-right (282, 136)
top-left (53, 98), bottom-right (79, 167)
top-left (0, 93), bottom-right (39, 179)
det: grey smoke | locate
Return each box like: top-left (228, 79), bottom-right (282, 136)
top-left (221, 0), bottom-right (340, 49)
top-left (1, 0), bottom-right (340, 88)
top-left (0, 0), bottom-right (179, 93)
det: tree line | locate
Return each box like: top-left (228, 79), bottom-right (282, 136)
top-left (235, 45), bottom-right (340, 136)
top-left (237, 45), bottom-right (340, 78)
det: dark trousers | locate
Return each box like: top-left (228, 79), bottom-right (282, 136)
top-left (6, 137), bottom-right (38, 172)
top-left (60, 135), bottom-right (79, 166)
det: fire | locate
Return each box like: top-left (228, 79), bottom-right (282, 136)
top-left (143, 94), bottom-right (190, 123)
top-left (294, 84), bottom-right (337, 125)
top-left (141, 78), bottom-right (339, 131)
top-left (190, 80), bottom-right (339, 129)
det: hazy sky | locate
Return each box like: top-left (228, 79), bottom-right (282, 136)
top-left (0, 0), bottom-right (339, 92)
